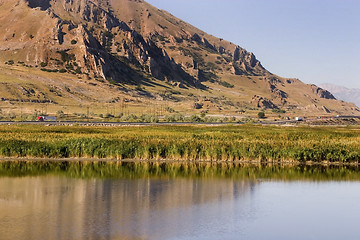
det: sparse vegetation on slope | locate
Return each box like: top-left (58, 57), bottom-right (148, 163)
top-left (0, 0), bottom-right (358, 116)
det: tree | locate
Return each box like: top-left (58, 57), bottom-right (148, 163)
top-left (190, 115), bottom-right (203, 122)
top-left (57, 110), bottom-right (65, 118)
top-left (258, 111), bottom-right (266, 119)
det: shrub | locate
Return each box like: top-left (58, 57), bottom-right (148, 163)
top-left (6, 60), bottom-right (14, 65)
top-left (165, 107), bottom-right (175, 113)
top-left (272, 109), bottom-right (286, 114)
top-left (65, 63), bottom-right (74, 70)
top-left (258, 112), bottom-right (266, 119)
top-left (40, 68), bottom-right (58, 72)
top-left (56, 50), bottom-right (76, 62)
top-left (158, 35), bottom-right (165, 41)
top-left (218, 81), bottom-right (234, 88)
top-left (165, 115), bottom-right (176, 122)
top-left (57, 110), bottom-right (65, 118)
top-left (190, 115), bottom-right (203, 122)
top-left (193, 102), bottom-right (203, 109)
top-left (105, 113), bottom-right (114, 118)
top-left (139, 114), bottom-right (159, 123)
top-left (74, 67), bottom-right (82, 74)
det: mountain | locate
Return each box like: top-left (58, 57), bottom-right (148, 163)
top-left (0, 0), bottom-right (358, 117)
top-left (319, 84), bottom-right (360, 108)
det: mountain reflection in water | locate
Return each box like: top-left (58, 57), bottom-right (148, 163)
top-left (1, 162), bottom-right (360, 240)
top-left (0, 176), bottom-right (256, 240)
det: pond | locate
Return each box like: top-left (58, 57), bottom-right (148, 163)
top-left (1, 161), bottom-right (360, 240)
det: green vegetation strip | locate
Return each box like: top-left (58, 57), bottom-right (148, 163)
top-left (0, 125), bottom-right (359, 162)
top-left (1, 161), bottom-right (360, 181)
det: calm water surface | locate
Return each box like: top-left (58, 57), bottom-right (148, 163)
top-left (1, 175), bottom-right (360, 240)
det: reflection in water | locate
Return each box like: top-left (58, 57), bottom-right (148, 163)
top-left (2, 161), bottom-right (360, 240)
top-left (2, 161), bottom-right (360, 181)
top-left (0, 176), bottom-right (255, 240)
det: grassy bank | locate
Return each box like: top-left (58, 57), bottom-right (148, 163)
top-left (0, 125), bottom-right (359, 162)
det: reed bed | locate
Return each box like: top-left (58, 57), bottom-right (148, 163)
top-left (0, 125), bottom-right (359, 163)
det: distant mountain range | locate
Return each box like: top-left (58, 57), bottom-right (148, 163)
top-left (0, 0), bottom-right (358, 116)
top-left (319, 84), bottom-right (360, 108)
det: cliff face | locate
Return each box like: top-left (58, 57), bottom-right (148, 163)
top-left (0, 0), bottom-right (190, 86)
top-left (0, 0), bottom-right (358, 115)
top-left (0, 0), bottom-right (267, 85)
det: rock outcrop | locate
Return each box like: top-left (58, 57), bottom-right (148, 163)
top-left (232, 47), bottom-right (266, 76)
top-left (26, 0), bottom-right (51, 10)
top-left (251, 95), bottom-right (278, 109)
top-left (2, 0), bottom-right (197, 86)
top-left (0, 0), bottom-right (358, 115)
top-left (310, 85), bottom-right (336, 100)
top-left (0, 0), bottom-right (269, 86)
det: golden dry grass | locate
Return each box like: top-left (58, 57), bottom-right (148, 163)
top-left (0, 125), bottom-right (358, 163)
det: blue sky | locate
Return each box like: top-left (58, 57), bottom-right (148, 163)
top-left (146, 0), bottom-right (360, 89)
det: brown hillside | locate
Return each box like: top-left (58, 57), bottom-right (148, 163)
top-left (0, 0), bottom-right (358, 118)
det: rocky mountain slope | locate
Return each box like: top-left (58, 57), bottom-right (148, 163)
top-left (319, 84), bottom-right (360, 108)
top-left (0, 0), bottom-right (358, 117)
